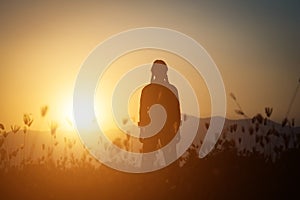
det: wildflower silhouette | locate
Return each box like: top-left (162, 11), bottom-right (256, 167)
top-left (40, 105), bottom-right (49, 117)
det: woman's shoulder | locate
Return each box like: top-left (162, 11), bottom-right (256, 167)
top-left (142, 83), bottom-right (178, 94)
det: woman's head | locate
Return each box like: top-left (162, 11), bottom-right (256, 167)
top-left (151, 60), bottom-right (169, 83)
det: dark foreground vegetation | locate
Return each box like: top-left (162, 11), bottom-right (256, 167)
top-left (0, 146), bottom-right (299, 200)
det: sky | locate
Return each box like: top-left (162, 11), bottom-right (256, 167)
top-left (0, 0), bottom-right (299, 131)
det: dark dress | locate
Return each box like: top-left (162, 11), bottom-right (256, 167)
top-left (139, 83), bottom-right (181, 153)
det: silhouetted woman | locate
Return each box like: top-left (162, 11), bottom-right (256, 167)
top-left (139, 60), bottom-right (181, 167)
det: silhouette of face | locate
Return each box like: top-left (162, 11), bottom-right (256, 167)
top-left (151, 61), bottom-right (168, 83)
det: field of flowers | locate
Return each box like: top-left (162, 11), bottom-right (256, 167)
top-left (0, 91), bottom-right (299, 199)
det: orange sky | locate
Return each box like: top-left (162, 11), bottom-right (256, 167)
top-left (0, 0), bottom-right (299, 131)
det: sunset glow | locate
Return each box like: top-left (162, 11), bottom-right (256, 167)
top-left (1, 1), bottom-right (299, 133)
top-left (0, 1), bottom-right (299, 199)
